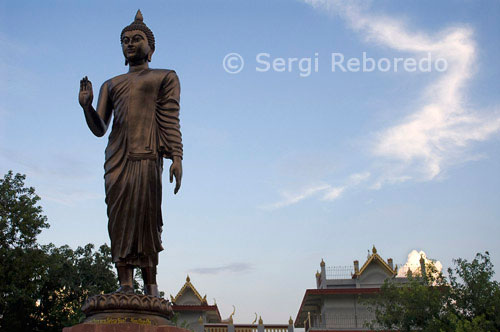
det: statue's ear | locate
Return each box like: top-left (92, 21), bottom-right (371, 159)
top-left (147, 50), bottom-right (154, 62)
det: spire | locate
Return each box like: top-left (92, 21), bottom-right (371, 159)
top-left (420, 254), bottom-right (427, 277)
top-left (135, 9), bottom-right (143, 22)
top-left (258, 316), bottom-right (263, 325)
top-left (289, 316), bottom-right (293, 325)
top-left (320, 258), bottom-right (325, 267)
top-left (186, 274), bottom-right (191, 282)
top-left (372, 245), bottom-right (377, 254)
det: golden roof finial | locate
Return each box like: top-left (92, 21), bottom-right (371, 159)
top-left (372, 245), bottom-right (377, 254)
top-left (198, 316), bottom-right (204, 324)
top-left (258, 316), bottom-right (263, 325)
top-left (315, 270), bottom-right (320, 278)
top-left (170, 294), bottom-right (175, 302)
top-left (320, 258), bottom-right (325, 267)
top-left (186, 274), bottom-right (191, 282)
top-left (289, 316), bottom-right (293, 325)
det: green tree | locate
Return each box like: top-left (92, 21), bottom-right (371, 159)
top-left (366, 253), bottom-right (500, 332)
top-left (365, 262), bottom-right (449, 331)
top-left (32, 243), bottom-right (118, 330)
top-left (0, 171), bottom-right (49, 330)
top-left (0, 171), bottom-right (49, 249)
top-left (445, 252), bottom-right (500, 331)
top-left (0, 171), bottom-right (118, 331)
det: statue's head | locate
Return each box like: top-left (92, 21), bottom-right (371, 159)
top-left (121, 10), bottom-right (155, 65)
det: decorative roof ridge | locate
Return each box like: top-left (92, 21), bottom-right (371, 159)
top-left (171, 275), bottom-right (208, 304)
top-left (355, 248), bottom-right (396, 277)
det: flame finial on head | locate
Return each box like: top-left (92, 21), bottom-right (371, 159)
top-left (135, 9), bottom-right (143, 22)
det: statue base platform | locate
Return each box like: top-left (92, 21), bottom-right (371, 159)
top-left (63, 323), bottom-right (191, 332)
top-left (64, 293), bottom-right (175, 331)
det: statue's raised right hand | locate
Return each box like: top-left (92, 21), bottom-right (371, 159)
top-left (79, 76), bottom-right (93, 109)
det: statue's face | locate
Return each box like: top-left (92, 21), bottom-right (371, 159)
top-left (121, 30), bottom-right (152, 64)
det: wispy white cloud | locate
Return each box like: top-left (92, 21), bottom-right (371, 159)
top-left (305, 0), bottom-right (500, 188)
top-left (190, 262), bottom-right (253, 275)
top-left (264, 171), bottom-right (370, 209)
top-left (321, 186), bottom-right (345, 201)
top-left (263, 183), bottom-right (331, 209)
top-left (349, 171), bottom-right (371, 185)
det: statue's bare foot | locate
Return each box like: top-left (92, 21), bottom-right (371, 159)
top-left (115, 285), bottom-right (135, 294)
top-left (145, 284), bottom-right (159, 297)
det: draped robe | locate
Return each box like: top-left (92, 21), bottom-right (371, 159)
top-left (96, 69), bottom-right (182, 267)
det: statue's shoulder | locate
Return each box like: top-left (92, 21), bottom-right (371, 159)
top-left (106, 73), bottom-right (129, 86)
top-left (149, 68), bottom-right (176, 74)
top-left (149, 68), bottom-right (178, 80)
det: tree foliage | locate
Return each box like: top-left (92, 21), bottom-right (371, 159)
top-left (0, 171), bottom-right (48, 249)
top-left (367, 253), bottom-right (500, 332)
top-left (0, 171), bottom-right (118, 331)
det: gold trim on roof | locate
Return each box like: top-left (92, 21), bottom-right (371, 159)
top-left (172, 274), bottom-right (208, 304)
top-left (355, 250), bottom-right (396, 277)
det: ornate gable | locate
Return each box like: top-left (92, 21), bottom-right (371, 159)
top-left (171, 275), bottom-right (208, 305)
top-left (354, 246), bottom-right (396, 278)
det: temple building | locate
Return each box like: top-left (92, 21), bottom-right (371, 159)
top-left (170, 275), bottom-right (222, 329)
top-left (170, 247), bottom-right (420, 332)
top-left (171, 276), bottom-right (293, 332)
top-left (294, 246), bottom-right (413, 331)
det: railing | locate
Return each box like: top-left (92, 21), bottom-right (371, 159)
top-left (325, 266), bottom-right (354, 279)
top-left (205, 325), bottom-right (228, 332)
top-left (235, 326), bottom-right (258, 332)
top-left (307, 312), bottom-right (382, 330)
top-left (206, 324), bottom-right (289, 332)
top-left (263, 326), bottom-right (288, 332)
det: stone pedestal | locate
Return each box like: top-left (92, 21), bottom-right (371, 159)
top-left (64, 293), bottom-right (176, 331)
top-left (63, 323), bottom-right (191, 332)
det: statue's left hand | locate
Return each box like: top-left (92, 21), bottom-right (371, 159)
top-left (170, 156), bottom-right (182, 194)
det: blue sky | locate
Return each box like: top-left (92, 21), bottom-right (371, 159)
top-left (1, 0), bottom-right (499, 324)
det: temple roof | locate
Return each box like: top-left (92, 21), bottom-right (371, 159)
top-left (171, 275), bottom-right (222, 322)
top-left (171, 275), bottom-right (208, 305)
top-left (353, 246), bottom-right (396, 278)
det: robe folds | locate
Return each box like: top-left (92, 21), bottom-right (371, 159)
top-left (99, 69), bottom-right (182, 267)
